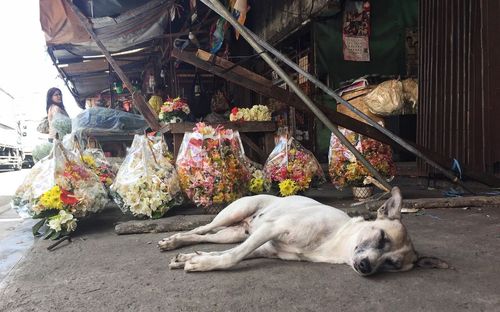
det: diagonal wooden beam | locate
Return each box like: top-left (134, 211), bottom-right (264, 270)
top-left (66, 0), bottom-right (160, 130)
top-left (172, 48), bottom-right (500, 186)
top-left (172, 48), bottom-right (391, 144)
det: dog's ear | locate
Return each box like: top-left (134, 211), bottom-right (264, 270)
top-left (377, 186), bottom-right (402, 220)
top-left (415, 256), bottom-right (450, 269)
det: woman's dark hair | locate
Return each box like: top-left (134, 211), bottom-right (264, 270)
top-left (46, 87), bottom-right (67, 113)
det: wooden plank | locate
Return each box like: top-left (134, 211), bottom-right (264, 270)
top-left (168, 121), bottom-right (277, 133)
top-left (66, 1), bottom-right (160, 131)
top-left (63, 58), bottom-right (141, 75)
top-left (363, 195), bottom-right (500, 211)
top-left (115, 215), bottom-right (214, 235)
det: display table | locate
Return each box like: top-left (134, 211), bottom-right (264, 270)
top-left (161, 121), bottom-right (277, 162)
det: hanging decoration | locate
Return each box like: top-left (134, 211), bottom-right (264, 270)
top-left (230, 0), bottom-right (249, 39)
top-left (342, 0), bottom-right (371, 62)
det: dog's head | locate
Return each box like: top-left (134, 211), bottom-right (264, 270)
top-left (351, 187), bottom-right (449, 276)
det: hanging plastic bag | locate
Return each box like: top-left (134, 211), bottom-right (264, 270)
top-left (176, 123), bottom-right (251, 211)
top-left (263, 128), bottom-right (325, 197)
top-left (328, 128), bottom-right (396, 189)
top-left (364, 79), bottom-right (404, 115)
top-left (110, 135), bottom-right (183, 219)
top-left (11, 141), bottom-right (108, 239)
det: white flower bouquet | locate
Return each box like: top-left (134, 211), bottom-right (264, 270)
top-left (229, 105), bottom-right (272, 121)
top-left (110, 135), bottom-right (183, 219)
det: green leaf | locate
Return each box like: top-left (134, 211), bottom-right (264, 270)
top-left (50, 231), bottom-right (61, 240)
top-left (151, 210), bottom-right (165, 219)
top-left (33, 209), bottom-right (60, 219)
top-left (43, 229), bottom-right (55, 240)
top-left (32, 219), bottom-right (46, 237)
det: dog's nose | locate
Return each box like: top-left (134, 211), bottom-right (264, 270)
top-left (357, 258), bottom-right (372, 274)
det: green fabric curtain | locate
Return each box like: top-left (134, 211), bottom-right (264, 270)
top-left (314, 0), bottom-right (418, 88)
top-left (312, 0), bottom-right (418, 158)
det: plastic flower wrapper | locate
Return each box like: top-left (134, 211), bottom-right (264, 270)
top-left (81, 148), bottom-right (117, 189)
top-left (176, 123), bottom-right (251, 209)
top-left (263, 129), bottom-right (325, 196)
top-left (158, 97), bottom-right (190, 123)
top-left (328, 128), bottom-right (396, 189)
top-left (62, 134), bottom-right (117, 190)
top-left (229, 105), bottom-right (272, 121)
top-left (11, 141), bottom-right (108, 239)
top-left (110, 135), bottom-right (183, 219)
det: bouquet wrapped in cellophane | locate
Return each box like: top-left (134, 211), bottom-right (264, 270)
top-left (328, 128), bottom-right (396, 189)
top-left (111, 135), bottom-right (183, 219)
top-left (63, 135), bottom-right (117, 191)
top-left (263, 129), bottom-right (325, 196)
top-left (11, 141), bottom-right (108, 239)
top-left (176, 123), bottom-right (251, 210)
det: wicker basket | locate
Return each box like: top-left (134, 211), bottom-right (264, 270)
top-left (202, 204), bottom-right (226, 215)
top-left (352, 186), bottom-right (374, 200)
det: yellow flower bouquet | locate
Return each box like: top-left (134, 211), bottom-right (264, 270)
top-left (12, 142), bottom-right (108, 239)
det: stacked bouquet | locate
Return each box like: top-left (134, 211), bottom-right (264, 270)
top-left (158, 97), bottom-right (190, 123)
top-left (81, 149), bottom-right (116, 189)
top-left (328, 128), bottom-right (396, 188)
top-left (111, 135), bottom-right (183, 219)
top-left (229, 105), bottom-right (272, 122)
top-left (263, 131), bottom-right (325, 196)
top-left (11, 142), bottom-right (108, 239)
top-left (176, 123), bottom-right (251, 210)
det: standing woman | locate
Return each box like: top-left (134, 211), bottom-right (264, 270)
top-left (46, 87), bottom-right (69, 142)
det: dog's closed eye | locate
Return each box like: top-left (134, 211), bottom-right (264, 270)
top-left (383, 258), bottom-right (401, 270)
top-left (377, 230), bottom-right (389, 249)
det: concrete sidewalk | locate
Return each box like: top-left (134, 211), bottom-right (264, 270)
top-left (0, 195), bottom-right (499, 311)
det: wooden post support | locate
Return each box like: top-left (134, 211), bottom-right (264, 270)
top-left (65, 0), bottom-right (160, 130)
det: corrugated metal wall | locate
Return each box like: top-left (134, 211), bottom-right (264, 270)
top-left (418, 0), bottom-right (500, 174)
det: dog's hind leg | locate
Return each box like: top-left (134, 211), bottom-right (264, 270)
top-left (170, 241), bottom-right (278, 269)
top-left (160, 224), bottom-right (249, 252)
top-left (182, 223), bottom-right (282, 271)
top-left (159, 195), bottom-right (272, 250)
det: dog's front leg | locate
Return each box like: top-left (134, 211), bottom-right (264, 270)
top-left (183, 224), bottom-right (281, 272)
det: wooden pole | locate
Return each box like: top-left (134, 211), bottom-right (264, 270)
top-left (65, 0), bottom-right (160, 130)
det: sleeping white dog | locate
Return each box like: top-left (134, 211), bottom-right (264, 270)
top-left (159, 187), bottom-right (448, 275)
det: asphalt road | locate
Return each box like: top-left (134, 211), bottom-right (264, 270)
top-left (0, 169), bottom-right (36, 287)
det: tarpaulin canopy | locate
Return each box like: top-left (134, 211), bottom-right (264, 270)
top-left (40, 0), bottom-right (180, 104)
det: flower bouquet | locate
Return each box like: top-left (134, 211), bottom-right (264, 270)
top-left (81, 149), bottom-right (116, 189)
top-left (158, 97), bottom-right (190, 123)
top-left (176, 123), bottom-right (251, 210)
top-left (11, 142), bottom-right (108, 239)
top-left (62, 134), bottom-right (117, 190)
top-left (263, 130), bottom-right (325, 196)
top-left (110, 135), bottom-right (183, 219)
top-left (328, 128), bottom-right (396, 189)
top-left (229, 105), bottom-right (272, 122)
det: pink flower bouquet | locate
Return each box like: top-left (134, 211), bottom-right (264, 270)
top-left (176, 123), bottom-right (251, 209)
top-left (158, 97), bottom-right (190, 123)
top-left (328, 128), bottom-right (396, 188)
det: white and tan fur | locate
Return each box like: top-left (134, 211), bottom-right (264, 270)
top-left (159, 187), bottom-right (447, 275)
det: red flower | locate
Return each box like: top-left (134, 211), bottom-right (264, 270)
top-left (60, 189), bottom-right (79, 205)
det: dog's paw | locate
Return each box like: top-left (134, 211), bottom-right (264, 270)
top-left (158, 234), bottom-right (181, 251)
top-left (184, 254), bottom-right (225, 272)
top-left (169, 252), bottom-right (203, 269)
